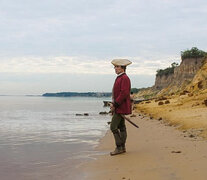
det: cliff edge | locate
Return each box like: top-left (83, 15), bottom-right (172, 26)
top-left (136, 48), bottom-right (207, 98)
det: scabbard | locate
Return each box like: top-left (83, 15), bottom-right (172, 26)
top-left (121, 115), bottom-right (139, 128)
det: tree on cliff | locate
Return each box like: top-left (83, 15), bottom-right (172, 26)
top-left (181, 47), bottom-right (207, 60)
top-left (156, 62), bottom-right (178, 76)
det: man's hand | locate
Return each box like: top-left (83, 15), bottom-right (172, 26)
top-left (110, 103), bottom-right (115, 113)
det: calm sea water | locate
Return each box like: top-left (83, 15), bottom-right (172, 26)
top-left (0, 96), bottom-right (111, 180)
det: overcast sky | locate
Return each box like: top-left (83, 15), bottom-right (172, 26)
top-left (0, 0), bottom-right (206, 95)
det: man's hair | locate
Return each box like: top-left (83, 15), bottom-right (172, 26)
top-left (121, 66), bottom-right (126, 71)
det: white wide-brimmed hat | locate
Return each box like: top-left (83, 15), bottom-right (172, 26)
top-left (111, 59), bottom-right (132, 66)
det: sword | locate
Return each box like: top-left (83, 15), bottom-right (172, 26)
top-left (121, 115), bottom-right (139, 128)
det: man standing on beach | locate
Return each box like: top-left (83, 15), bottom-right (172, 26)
top-left (110, 59), bottom-right (132, 156)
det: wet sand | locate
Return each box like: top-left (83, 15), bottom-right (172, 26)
top-left (0, 143), bottom-right (93, 180)
top-left (81, 114), bottom-right (207, 180)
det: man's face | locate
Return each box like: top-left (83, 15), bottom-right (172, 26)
top-left (114, 65), bottom-right (124, 75)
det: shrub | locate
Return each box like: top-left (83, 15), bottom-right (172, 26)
top-left (131, 88), bottom-right (140, 93)
top-left (156, 62), bottom-right (178, 76)
top-left (181, 47), bottom-right (207, 60)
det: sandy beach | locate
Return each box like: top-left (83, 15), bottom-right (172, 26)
top-left (136, 90), bottom-right (207, 138)
top-left (81, 109), bottom-right (207, 180)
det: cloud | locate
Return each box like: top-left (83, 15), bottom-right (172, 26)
top-left (0, 0), bottom-right (206, 57)
top-left (0, 55), bottom-right (181, 75)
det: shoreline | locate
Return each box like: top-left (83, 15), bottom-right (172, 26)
top-left (80, 111), bottom-right (207, 180)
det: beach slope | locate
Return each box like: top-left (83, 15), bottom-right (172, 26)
top-left (82, 113), bottom-right (207, 180)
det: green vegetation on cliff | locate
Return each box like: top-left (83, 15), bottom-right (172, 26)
top-left (156, 47), bottom-right (206, 77)
top-left (156, 62), bottom-right (178, 77)
top-left (131, 88), bottom-right (141, 93)
top-left (181, 47), bottom-right (207, 60)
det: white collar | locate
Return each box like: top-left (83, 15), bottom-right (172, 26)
top-left (117, 72), bottom-right (125, 77)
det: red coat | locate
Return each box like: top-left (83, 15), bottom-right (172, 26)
top-left (113, 73), bottom-right (131, 115)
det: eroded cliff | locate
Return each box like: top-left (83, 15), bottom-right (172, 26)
top-left (136, 56), bottom-right (207, 98)
top-left (155, 57), bottom-right (204, 89)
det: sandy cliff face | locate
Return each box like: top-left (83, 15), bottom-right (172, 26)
top-left (174, 58), bottom-right (204, 86)
top-left (154, 57), bottom-right (205, 94)
top-left (186, 58), bottom-right (207, 92)
top-left (154, 74), bottom-right (174, 90)
top-left (136, 57), bottom-right (206, 98)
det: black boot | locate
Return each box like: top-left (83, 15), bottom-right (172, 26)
top-left (110, 130), bottom-right (124, 156)
top-left (110, 146), bottom-right (124, 156)
top-left (120, 128), bottom-right (127, 153)
top-left (122, 144), bottom-right (126, 153)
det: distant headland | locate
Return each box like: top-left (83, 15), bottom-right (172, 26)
top-left (42, 88), bottom-right (140, 98)
top-left (42, 92), bottom-right (112, 97)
